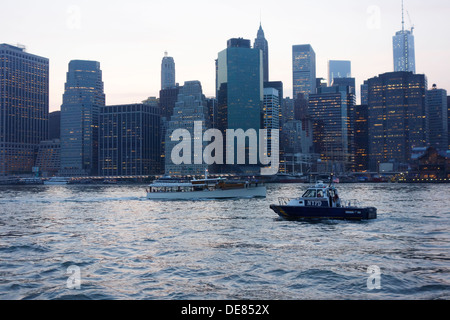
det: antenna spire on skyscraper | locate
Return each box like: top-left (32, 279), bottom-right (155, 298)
top-left (402, 0), bottom-right (405, 32)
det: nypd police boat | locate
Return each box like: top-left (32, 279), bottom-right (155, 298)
top-left (270, 178), bottom-right (377, 221)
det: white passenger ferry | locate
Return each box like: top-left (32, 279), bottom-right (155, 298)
top-left (146, 172), bottom-right (266, 200)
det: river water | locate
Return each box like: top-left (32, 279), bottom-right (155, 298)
top-left (0, 183), bottom-right (449, 300)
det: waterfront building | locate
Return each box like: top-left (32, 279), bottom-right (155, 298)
top-left (165, 81), bottom-right (211, 176)
top-left (367, 71), bottom-right (427, 172)
top-left (161, 52), bottom-right (176, 90)
top-left (60, 60), bottom-right (105, 177)
top-left (308, 86), bottom-right (354, 172)
top-left (328, 60), bottom-right (351, 86)
top-left (292, 45), bottom-right (316, 98)
top-left (254, 24), bottom-right (269, 83)
top-left (217, 38), bottom-right (263, 174)
top-left (0, 44), bottom-right (49, 176)
top-left (263, 88), bottom-right (280, 159)
top-left (99, 103), bottom-right (161, 177)
top-left (354, 105), bottom-right (369, 172)
top-left (448, 96), bottom-right (450, 150)
top-left (411, 146), bottom-right (450, 180)
top-left (426, 85), bottom-right (448, 151)
top-left (35, 139), bottom-right (61, 177)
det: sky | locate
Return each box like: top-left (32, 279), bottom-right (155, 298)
top-left (1, 0), bottom-right (450, 112)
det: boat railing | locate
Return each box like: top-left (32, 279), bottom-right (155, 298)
top-left (278, 197), bottom-right (291, 206)
top-left (342, 199), bottom-right (362, 208)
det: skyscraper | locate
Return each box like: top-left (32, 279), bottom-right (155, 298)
top-left (393, 1), bottom-right (416, 73)
top-left (426, 85), bottom-right (448, 150)
top-left (254, 24), bottom-right (269, 83)
top-left (292, 45), bottom-right (316, 99)
top-left (217, 38), bottom-right (263, 174)
top-left (165, 81), bottom-right (211, 176)
top-left (217, 38), bottom-right (263, 133)
top-left (448, 96), bottom-right (450, 150)
top-left (60, 60), bottom-right (105, 177)
top-left (49, 111), bottom-right (61, 140)
top-left (161, 52), bottom-right (176, 90)
top-left (328, 60), bottom-right (351, 86)
top-left (99, 103), bottom-right (161, 177)
top-left (0, 44), bottom-right (49, 176)
top-left (263, 88), bottom-right (280, 158)
top-left (308, 86), bottom-right (352, 173)
top-left (354, 105), bottom-right (369, 172)
top-left (367, 71), bottom-right (427, 172)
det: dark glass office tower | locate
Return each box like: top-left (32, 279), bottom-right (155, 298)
top-left (217, 38), bottom-right (263, 174)
top-left (367, 71), bottom-right (427, 172)
top-left (60, 60), bottom-right (105, 176)
top-left (292, 45), bottom-right (316, 99)
top-left (217, 38), bottom-right (263, 133)
top-left (426, 85), bottom-right (448, 151)
top-left (254, 24), bottom-right (269, 83)
top-left (99, 103), bottom-right (161, 177)
top-left (49, 111), bottom-right (61, 140)
top-left (0, 44), bottom-right (49, 176)
top-left (308, 86), bottom-right (352, 173)
top-left (354, 105), bottom-right (369, 172)
top-left (448, 96), bottom-right (450, 150)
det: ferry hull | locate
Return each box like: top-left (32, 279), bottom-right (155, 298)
top-left (270, 205), bottom-right (377, 221)
top-left (147, 186), bottom-right (267, 200)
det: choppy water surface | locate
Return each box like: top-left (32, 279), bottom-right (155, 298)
top-left (0, 183), bottom-right (449, 300)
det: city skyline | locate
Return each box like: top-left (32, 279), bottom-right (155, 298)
top-left (1, 0), bottom-right (450, 112)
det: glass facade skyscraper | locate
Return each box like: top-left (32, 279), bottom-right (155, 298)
top-left (393, 2), bottom-right (416, 74)
top-left (328, 60), bottom-right (351, 86)
top-left (0, 44), bottom-right (49, 176)
top-left (161, 52), bottom-right (176, 90)
top-left (217, 38), bottom-right (263, 174)
top-left (367, 71), bottom-right (427, 172)
top-left (292, 45), bottom-right (316, 99)
top-left (60, 60), bottom-right (105, 176)
top-left (217, 38), bottom-right (263, 133)
top-left (263, 88), bottom-right (280, 158)
top-left (308, 86), bottom-right (351, 172)
top-left (254, 24), bottom-right (269, 83)
top-left (99, 103), bottom-right (161, 177)
top-left (393, 29), bottom-right (416, 73)
top-left (426, 85), bottom-right (448, 151)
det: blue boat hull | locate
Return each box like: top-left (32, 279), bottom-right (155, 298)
top-left (270, 204), bottom-right (377, 221)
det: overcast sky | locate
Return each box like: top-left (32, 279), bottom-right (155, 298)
top-left (2, 0), bottom-right (449, 112)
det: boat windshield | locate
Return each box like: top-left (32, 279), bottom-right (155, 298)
top-left (302, 189), bottom-right (317, 198)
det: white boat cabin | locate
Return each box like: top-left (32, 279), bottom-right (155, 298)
top-left (286, 181), bottom-right (342, 208)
